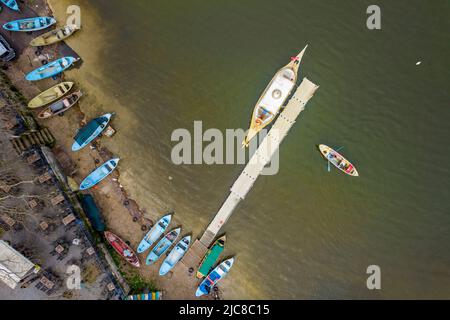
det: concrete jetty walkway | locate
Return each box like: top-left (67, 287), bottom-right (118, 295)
top-left (182, 78), bottom-right (319, 270)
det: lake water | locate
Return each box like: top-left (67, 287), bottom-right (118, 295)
top-left (49, 0), bottom-right (450, 299)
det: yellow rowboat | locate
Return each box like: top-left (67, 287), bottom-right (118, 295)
top-left (27, 82), bottom-right (74, 109)
top-left (30, 25), bottom-right (78, 47)
top-left (37, 90), bottom-right (83, 119)
top-left (242, 45), bottom-right (308, 147)
top-left (319, 144), bottom-right (359, 177)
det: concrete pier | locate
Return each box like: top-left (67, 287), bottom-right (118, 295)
top-left (182, 77), bottom-right (319, 269)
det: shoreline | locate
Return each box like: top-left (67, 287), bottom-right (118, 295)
top-left (0, 0), bottom-right (210, 300)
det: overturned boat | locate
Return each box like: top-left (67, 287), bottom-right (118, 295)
top-left (243, 45), bottom-right (308, 147)
top-left (37, 90), bottom-right (83, 119)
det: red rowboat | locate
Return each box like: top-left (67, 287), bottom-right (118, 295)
top-left (104, 231), bottom-right (141, 268)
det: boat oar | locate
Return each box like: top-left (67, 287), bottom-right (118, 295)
top-left (327, 160), bottom-right (331, 172)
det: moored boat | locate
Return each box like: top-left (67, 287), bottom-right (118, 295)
top-left (319, 144), bottom-right (359, 177)
top-left (104, 231), bottom-right (140, 268)
top-left (28, 82), bottom-right (74, 109)
top-left (25, 56), bottom-right (78, 81)
top-left (196, 235), bottom-right (226, 279)
top-left (242, 45), bottom-right (308, 147)
top-left (79, 158), bottom-right (120, 190)
top-left (159, 235), bottom-right (191, 276)
top-left (71, 113), bottom-right (114, 151)
top-left (3, 17), bottom-right (56, 32)
top-left (30, 24), bottom-right (78, 47)
top-left (37, 90), bottom-right (83, 119)
top-left (1, 0), bottom-right (19, 11)
top-left (195, 258), bottom-right (234, 297)
top-left (137, 214), bottom-right (172, 253)
top-left (145, 228), bottom-right (181, 265)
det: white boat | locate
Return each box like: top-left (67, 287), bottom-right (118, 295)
top-left (243, 45), bottom-right (308, 147)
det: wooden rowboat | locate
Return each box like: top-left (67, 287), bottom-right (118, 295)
top-left (30, 25), bottom-right (78, 47)
top-left (243, 45), bottom-right (308, 147)
top-left (319, 144), bottom-right (359, 177)
top-left (3, 17), bottom-right (56, 32)
top-left (28, 82), bottom-right (74, 109)
top-left (104, 231), bottom-right (140, 268)
top-left (37, 90), bottom-right (83, 119)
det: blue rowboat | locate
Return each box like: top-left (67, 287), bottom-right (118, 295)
top-left (145, 228), bottom-right (180, 265)
top-left (79, 158), bottom-right (120, 190)
top-left (72, 113), bottom-right (114, 151)
top-left (137, 214), bottom-right (172, 254)
top-left (25, 56), bottom-right (77, 81)
top-left (3, 17), bottom-right (56, 32)
top-left (195, 258), bottom-right (234, 297)
top-left (159, 235), bottom-right (191, 276)
top-left (1, 0), bottom-right (19, 11)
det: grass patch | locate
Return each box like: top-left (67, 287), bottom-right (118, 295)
top-left (0, 227), bottom-right (4, 238)
top-left (123, 273), bottom-right (159, 295)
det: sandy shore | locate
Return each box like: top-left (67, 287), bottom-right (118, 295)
top-left (0, 0), bottom-right (209, 300)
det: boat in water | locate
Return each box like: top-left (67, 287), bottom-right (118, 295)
top-left (28, 82), bottom-right (74, 109)
top-left (30, 24), bottom-right (79, 46)
top-left (159, 235), bottom-right (191, 276)
top-left (242, 45), bottom-right (308, 147)
top-left (79, 158), bottom-right (120, 190)
top-left (319, 144), bottom-right (359, 177)
top-left (25, 56), bottom-right (78, 81)
top-left (137, 214), bottom-right (172, 254)
top-left (37, 90), bottom-right (83, 119)
top-left (0, 0), bottom-right (19, 12)
top-left (71, 113), bottom-right (114, 151)
top-left (104, 231), bottom-right (140, 268)
top-left (195, 258), bottom-right (235, 297)
top-left (3, 17), bottom-right (56, 32)
top-left (145, 228), bottom-right (181, 265)
top-left (197, 235), bottom-right (226, 279)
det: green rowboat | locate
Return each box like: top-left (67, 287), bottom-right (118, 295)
top-left (196, 235), bottom-right (226, 279)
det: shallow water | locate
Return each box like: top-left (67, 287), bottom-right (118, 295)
top-left (49, 0), bottom-right (450, 298)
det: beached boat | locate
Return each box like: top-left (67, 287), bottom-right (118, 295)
top-left (195, 258), bottom-right (235, 297)
top-left (72, 113), bottom-right (114, 151)
top-left (319, 144), bottom-right (359, 177)
top-left (104, 231), bottom-right (140, 268)
top-left (3, 17), bottom-right (56, 32)
top-left (25, 56), bottom-right (78, 81)
top-left (79, 158), bottom-right (120, 190)
top-left (30, 25), bottom-right (78, 47)
top-left (145, 228), bottom-right (181, 265)
top-left (28, 82), bottom-right (74, 109)
top-left (137, 214), bottom-right (172, 254)
top-left (197, 235), bottom-right (226, 279)
top-left (1, 0), bottom-right (19, 11)
top-left (159, 235), bottom-right (191, 276)
top-left (37, 90), bottom-right (83, 119)
top-left (242, 45), bottom-right (308, 147)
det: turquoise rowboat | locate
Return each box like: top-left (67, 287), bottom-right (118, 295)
top-left (72, 113), bottom-right (114, 151)
top-left (159, 235), bottom-right (191, 276)
top-left (1, 0), bottom-right (19, 11)
top-left (196, 258), bottom-right (235, 297)
top-left (25, 57), bottom-right (77, 81)
top-left (3, 17), bottom-right (56, 32)
top-left (137, 214), bottom-right (172, 254)
top-left (145, 228), bottom-right (181, 265)
top-left (79, 158), bottom-right (120, 190)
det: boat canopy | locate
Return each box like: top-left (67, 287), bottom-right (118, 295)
top-left (74, 116), bottom-right (108, 144)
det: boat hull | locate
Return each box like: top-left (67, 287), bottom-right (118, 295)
top-left (25, 56), bottom-right (77, 81)
top-left (104, 231), bottom-right (140, 268)
top-left (3, 17), bottom-right (56, 32)
top-left (145, 228), bottom-right (181, 265)
top-left (319, 144), bottom-right (359, 177)
top-left (137, 214), bottom-right (172, 253)
top-left (196, 258), bottom-right (234, 297)
top-left (72, 113), bottom-right (113, 151)
top-left (30, 25), bottom-right (78, 46)
top-left (79, 158), bottom-right (120, 190)
top-left (28, 82), bottom-right (74, 109)
top-left (197, 235), bottom-right (226, 279)
top-left (159, 236), bottom-right (191, 276)
top-left (1, 0), bottom-right (19, 11)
